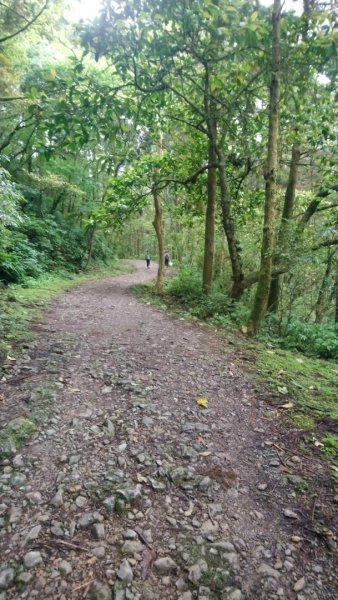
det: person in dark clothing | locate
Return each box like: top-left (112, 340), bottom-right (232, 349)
top-left (145, 250), bottom-right (151, 268)
top-left (164, 251), bottom-right (170, 268)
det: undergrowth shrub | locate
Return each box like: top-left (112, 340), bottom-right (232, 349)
top-left (261, 315), bottom-right (338, 360)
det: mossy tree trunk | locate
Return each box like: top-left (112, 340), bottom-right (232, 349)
top-left (203, 127), bottom-right (217, 294)
top-left (152, 184), bottom-right (164, 293)
top-left (247, 0), bottom-right (281, 336)
top-left (314, 248), bottom-right (335, 323)
top-left (268, 141), bottom-right (301, 312)
top-left (218, 147), bottom-right (245, 300)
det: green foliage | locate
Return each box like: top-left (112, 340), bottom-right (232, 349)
top-left (321, 433), bottom-right (338, 458)
top-left (261, 316), bottom-right (338, 360)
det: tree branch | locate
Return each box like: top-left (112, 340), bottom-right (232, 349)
top-left (0, 96), bottom-right (26, 102)
top-left (0, 0), bottom-right (49, 43)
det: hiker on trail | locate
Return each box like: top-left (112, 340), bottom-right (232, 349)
top-left (145, 250), bottom-right (151, 269)
top-left (164, 251), bottom-right (170, 268)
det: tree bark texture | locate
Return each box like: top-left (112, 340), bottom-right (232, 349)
top-left (314, 248), bottom-right (335, 323)
top-left (218, 149), bottom-right (245, 299)
top-left (203, 133), bottom-right (217, 294)
top-left (268, 141), bottom-right (301, 312)
top-left (152, 185), bottom-right (164, 293)
top-left (247, 0), bottom-right (281, 336)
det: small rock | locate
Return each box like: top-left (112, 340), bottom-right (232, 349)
top-left (294, 577), bottom-right (305, 592)
top-left (199, 477), bottom-right (212, 492)
top-left (92, 545), bottom-right (106, 558)
top-left (24, 551), bottom-right (43, 568)
top-left (51, 487), bottom-right (64, 507)
top-left (75, 495), bottom-right (87, 508)
top-left (283, 509), bottom-right (299, 519)
top-left (9, 506), bottom-right (22, 523)
top-left (25, 491), bottom-right (42, 505)
top-left (122, 540), bottom-right (143, 554)
top-left (291, 536), bottom-right (302, 543)
top-left (188, 563), bottom-right (202, 583)
top-left (116, 485), bottom-right (142, 503)
top-left (257, 483), bottom-right (267, 491)
top-left (78, 513), bottom-right (97, 528)
top-left (92, 523), bottom-right (105, 540)
top-left (117, 560), bottom-right (133, 583)
top-left (88, 580), bottom-right (112, 600)
top-left (228, 590), bottom-right (242, 600)
top-left (258, 563), bottom-right (280, 579)
top-left (17, 572), bottom-right (32, 584)
top-left (102, 496), bottom-right (116, 512)
top-left (59, 560), bottom-right (72, 575)
top-left (154, 557), bottom-right (177, 573)
top-left (200, 519), bottom-right (219, 536)
top-left (124, 529), bottom-right (137, 540)
top-left (13, 455), bottom-right (24, 468)
top-left (25, 525), bottom-right (42, 543)
top-left (212, 541), bottom-right (235, 552)
top-left (0, 567), bottom-right (14, 590)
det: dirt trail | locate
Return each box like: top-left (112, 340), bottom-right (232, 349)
top-left (0, 261), bottom-right (336, 600)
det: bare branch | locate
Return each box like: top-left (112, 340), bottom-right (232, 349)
top-left (0, 0), bottom-right (49, 43)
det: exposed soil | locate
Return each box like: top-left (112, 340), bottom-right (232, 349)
top-left (0, 261), bottom-right (337, 600)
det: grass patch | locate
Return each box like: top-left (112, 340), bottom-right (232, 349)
top-left (249, 345), bottom-right (337, 422)
top-left (0, 260), bottom-right (134, 366)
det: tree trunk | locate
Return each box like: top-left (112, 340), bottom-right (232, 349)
top-left (152, 185), bottom-right (164, 293)
top-left (335, 261), bottom-right (338, 332)
top-left (314, 248), bottom-right (334, 323)
top-left (247, 0), bottom-right (281, 336)
top-left (85, 222), bottom-right (97, 268)
top-left (218, 148), bottom-right (245, 299)
top-left (203, 133), bottom-right (216, 293)
top-left (268, 141), bottom-right (301, 312)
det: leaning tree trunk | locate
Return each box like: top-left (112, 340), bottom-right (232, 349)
top-left (268, 141), bottom-right (301, 312)
top-left (218, 148), bottom-right (245, 299)
top-left (247, 0), bottom-right (281, 336)
top-left (152, 185), bottom-right (164, 293)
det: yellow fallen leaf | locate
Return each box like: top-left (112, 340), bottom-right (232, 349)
top-left (197, 398), bottom-right (208, 408)
top-left (280, 402), bottom-right (293, 409)
top-left (199, 451), bottom-right (211, 457)
top-left (136, 473), bottom-right (148, 483)
top-left (69, 388), bottom-right (81, 393)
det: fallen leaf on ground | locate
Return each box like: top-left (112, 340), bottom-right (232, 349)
top-left (277, 386), bottom-right (289, 395)
top-left (279, 402), bottom-right (293, 409)
top-left (199, 451), bottom-right (211, 457)
top-left (136, 473), bottom-right (148, 483)
top-left (197, 398), bottom-right (208, 408)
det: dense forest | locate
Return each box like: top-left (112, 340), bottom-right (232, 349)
top-left (0, 0), bottom-right (337, 357)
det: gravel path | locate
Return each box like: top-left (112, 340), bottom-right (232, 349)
top-left (0, 261), bottom-right (336, 600)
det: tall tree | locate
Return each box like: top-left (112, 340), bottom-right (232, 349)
top-left (247, 0), bottom-right (281, 335)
